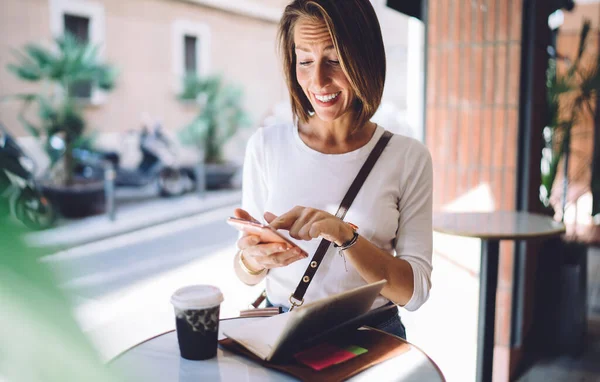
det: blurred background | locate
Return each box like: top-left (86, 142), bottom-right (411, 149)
top-left (0, 0), bottom-right (599, 381)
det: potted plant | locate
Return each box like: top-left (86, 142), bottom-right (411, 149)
top-left (541, 20), bottom-right (600, 224)
top-left (5, 33), bottom-right (117, 218)
top-left (536, 19), bottom-right (600, 355)
top-left (177, 74), bottom-right (252, 189)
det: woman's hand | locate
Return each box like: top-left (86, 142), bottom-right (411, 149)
top-left (266, 206), bottom-right (354, 246)
top-left (234, 208), bottom-right (308, 272)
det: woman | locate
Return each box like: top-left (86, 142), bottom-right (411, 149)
top-left (233, 0), bottom-right (432, 339)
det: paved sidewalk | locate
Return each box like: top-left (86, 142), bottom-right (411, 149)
top-left (26, 187), bottom-right (242, 251)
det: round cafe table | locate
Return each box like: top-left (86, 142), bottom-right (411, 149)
top-left (433, 211), bottom-right (565, 382)
top-left (109, 317), bottom-right (446, 381)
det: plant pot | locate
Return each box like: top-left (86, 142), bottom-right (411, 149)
top-left (204, 162), bottom-right (239, 190)
top-left (42, 178), bottom-right (106, 218)
top-left (533, 237), bottom-right (588, 356)
top-left (556, 241), bottom-right (588, 356)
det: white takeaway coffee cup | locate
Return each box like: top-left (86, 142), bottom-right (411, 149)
top-left (170, 285), bottom-right (224, 360)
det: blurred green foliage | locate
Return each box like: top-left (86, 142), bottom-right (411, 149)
top-left (4, 33), bottom-right (117, 186)
top-left (0, 216), bottom-right (123, 381)
top-left (177, 74), bottom-right (252, 164)
top-left (542, 20), bottom-right (600, 217)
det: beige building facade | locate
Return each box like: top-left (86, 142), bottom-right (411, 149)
top-left (0, 0), bottom-right (289, 138)
top-left (0, 0), bottom-right (420, 163)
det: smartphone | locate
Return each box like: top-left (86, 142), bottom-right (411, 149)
top-left (226, 216), bottom-right (307, 255)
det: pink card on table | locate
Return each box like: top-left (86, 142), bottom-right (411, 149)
top-left (293, 342), bottom-right (368, 371)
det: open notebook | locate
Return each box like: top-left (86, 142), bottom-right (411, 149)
top-left (222, 279), bottom-right (387, 363)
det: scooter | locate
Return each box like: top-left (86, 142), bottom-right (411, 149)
top-left (114, 123), bottom-right (195, 197)
top-left (0, 123), bottom-right (56, 230)
top-left (48, 122), bottom-right (195, 197)
top-left (46, 133), bottom-right (119, 183)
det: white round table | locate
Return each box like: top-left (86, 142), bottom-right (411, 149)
top-left (433, 211), bottom-right (565, 382)
top-left (109, 317), bottom-right (445, 381)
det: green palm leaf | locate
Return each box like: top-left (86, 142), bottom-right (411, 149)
top-left (3, 32), bottom-right (118, 186)
top-left (177, 74), bottom-right (252, 163)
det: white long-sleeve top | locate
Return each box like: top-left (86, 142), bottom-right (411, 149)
top-left (241, 123), bottom-right (433, 311)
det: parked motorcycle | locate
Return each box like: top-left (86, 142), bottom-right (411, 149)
top-left (0, 123), bottom-right (56, 230)
top-left (113, 123), bottom-right (195, 197)
top-left (46, 134), bottom-right (119, 183)
top-left (47, 121), bottom-right (195, 197)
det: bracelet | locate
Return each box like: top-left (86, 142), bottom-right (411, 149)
top-left (333, 231), bottom-right (359, 251)
top-left (239, 250), bottom-right (266, 276)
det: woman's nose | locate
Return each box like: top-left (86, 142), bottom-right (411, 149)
top-left (312, 62), bottom-right (331, 89)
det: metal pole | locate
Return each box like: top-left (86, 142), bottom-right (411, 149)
top-left (511, 240), bottom-right (526, 347)
top-left (561, 145), bottom-right (569, 222)
top-left (195, 160), bottom-right (206, 198)
top-left (104, 161), bottom-right (116, 221)
top-left (477, 239), bottom-right (500, 382)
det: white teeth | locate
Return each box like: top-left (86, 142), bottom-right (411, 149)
top-left (315, 92), bottom-right (340, 102)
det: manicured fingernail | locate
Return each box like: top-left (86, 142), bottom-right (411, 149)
top-left (279, 245), bottom-right (286, 251)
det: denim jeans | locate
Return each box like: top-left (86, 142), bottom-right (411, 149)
top-left (374, 310), bottom-right (407, 340)
top-left (265, 298), bottom-right (407, 340)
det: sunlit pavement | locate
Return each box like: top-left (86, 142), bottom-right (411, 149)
top-left (403, 234), bottom-right (480, 382)
top-left (27, 189), bottom-right (243, 250)
top-left (42, 207), bottom-right (481, 381)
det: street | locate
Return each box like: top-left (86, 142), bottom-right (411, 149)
top-left (41, 204), bottom-right (265, 362)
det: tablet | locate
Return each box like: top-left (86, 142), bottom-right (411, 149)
top-left (223, 279), bottom-right (388, 363)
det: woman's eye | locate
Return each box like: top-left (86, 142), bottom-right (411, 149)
top-left (298, 61), bottom-right (312, 66)
top-left (329, 60), bottom-right (340, 65)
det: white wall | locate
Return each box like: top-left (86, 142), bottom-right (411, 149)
top-left (372, 4), bottom-right (425, 142)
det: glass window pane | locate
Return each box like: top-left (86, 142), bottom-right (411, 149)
top-left (63, 14), bottom-right (92, 99)
top-left (64, 14), bottom-right (90, 42)
top-left (184, 35), bottom-right (197, 74)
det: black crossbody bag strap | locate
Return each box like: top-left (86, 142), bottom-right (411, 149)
top-left (287, 130), bottom-right (393, 310)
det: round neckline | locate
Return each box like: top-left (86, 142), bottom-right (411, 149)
top-left (292, 121), bottom-right (384, 162)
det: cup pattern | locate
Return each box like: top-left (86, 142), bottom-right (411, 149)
top-left (176, 306), bottom-right (219, 335)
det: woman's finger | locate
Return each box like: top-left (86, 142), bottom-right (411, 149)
top-left (237, 234), bottom-right (261, 249)
top-left (244, 242), bottom-right (291, 261)
top-left (301, 213), bottom-right (325, 240)
top-left (288, 212), bottom-right (312, 239)
top-left (308, 220), bottom-right (325, 239)
top-left (263, 211), bottom-right (278, 223)
top-left (296, 220), bottom-right (316, 241)
top-left (269, 206), bottom-right (303, 230)
top-left (234, 208), bottom-right (260, 223)
top-left (259, 246), bottom-right (307, 269)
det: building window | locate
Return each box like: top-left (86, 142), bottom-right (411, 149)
top-left (64, 14), bottom-right (89, 42)
top-left (64, 14), bottom-right (93, 99)
top-left (184, 35), bottom-right (198, 75)
top-left (49, 0), bottom-right (106, 105)
top-left (172, 20), bottom-right (210, 92)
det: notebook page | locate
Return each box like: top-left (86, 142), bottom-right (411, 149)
top-left (222, 312), bottom-right (292, 360)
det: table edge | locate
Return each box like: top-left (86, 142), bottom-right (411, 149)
top-left (107, 320), bottom-right (447, 381)
top-left (106, 316), bottom-right (261, 365)
top-left (107, 329), bottom-right (176, 365)
top-left (432, 227), bottom-right (566, 240)
top-left (362, 325), bottom-right (447, 381)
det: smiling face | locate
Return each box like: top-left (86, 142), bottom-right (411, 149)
top-left (293, 18), bottom-right (355, 123)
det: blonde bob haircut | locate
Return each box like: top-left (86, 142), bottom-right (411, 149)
top-left (277, 0), bottom-right (386, 129)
